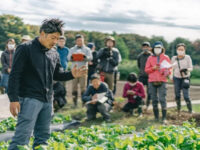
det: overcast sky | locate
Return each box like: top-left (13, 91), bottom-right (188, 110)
top-left (1, 0), bottom-right (200, 42)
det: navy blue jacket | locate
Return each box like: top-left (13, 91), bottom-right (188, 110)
top-left (82, 82), bottom-right (114, 105)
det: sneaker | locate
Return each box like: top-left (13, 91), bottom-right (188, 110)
top-left (138, 114), bottom-right (143, 118)
top-left (162, 119), bottom-right (168, 125)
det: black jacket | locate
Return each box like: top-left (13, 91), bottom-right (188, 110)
top-left (97, 48), bottom-right (119, 73)
top-left (1, 49), bottom-right (15, 74)
top-left (88, 51), bottom-right (98, 73)
top-left (137, 52), bottom-right (151, 78)
top-left (8, 37), bottom-right (74, 102)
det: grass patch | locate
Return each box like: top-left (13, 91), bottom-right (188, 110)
top-left (57, 99), bottom-right (169, 131)
top-left (182, 104), bottom-right (200, 113)
top-left (190, 78), bottom-right (200, 85)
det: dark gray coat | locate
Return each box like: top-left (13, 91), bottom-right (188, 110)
top-left (1, 49), bottom-right (15, 74)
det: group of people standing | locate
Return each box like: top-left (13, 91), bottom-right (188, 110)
top-left (1, 31), bottom-right (193, 125)
top-left (134, 41), bottom-right (193, 124)
top-left (0, 18), bottom-right (194, 150)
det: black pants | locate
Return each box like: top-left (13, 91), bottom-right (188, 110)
top-left (122, 97), bottom-right (143, 115)
top-left (87, 69), bottom-right (96, 87)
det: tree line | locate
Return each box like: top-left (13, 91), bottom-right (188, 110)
top-left (1, 14), bottom-right (200, 65)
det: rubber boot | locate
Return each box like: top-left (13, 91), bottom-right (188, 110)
top-left (153, 108), bottom-right (159, 121)
top-left (186, 100), bottom-right (192, 114)
top-left (162, 109), bottom-right (167, 124)
top-left (175, 98), bottom-right (181, 113)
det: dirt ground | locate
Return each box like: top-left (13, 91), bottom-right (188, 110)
top-left (66, 80), bottom-right (200, 101)
top-left (1, 80), bottom-right (200, 120)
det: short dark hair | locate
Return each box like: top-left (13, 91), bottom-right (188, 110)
top-left (127, 72), bottom-right (138, 83)
top-left (91, 74), bottom-right (100, 81)
top-left (142, 42), bottom-right (150, 47)
top-left (40, 18), bottom-right (64, 35)
top-left (6, 38), bottom-right (15, 44)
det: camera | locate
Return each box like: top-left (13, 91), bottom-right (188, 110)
top-left (180, 68), bottom-right (188, 76)
top-left (103, 48), bottom-right (112, 58)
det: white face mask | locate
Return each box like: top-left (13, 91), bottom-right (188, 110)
top-left (177, 50), bottom-right (185, 56)
top-left (154, 48), bottom-right (162, 55)
top-left (143, 49), bottom-right (149, 53)
top-left (8, 44), bottom-right (15, 50)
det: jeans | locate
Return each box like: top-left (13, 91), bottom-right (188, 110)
top-left (0, 73), bottom-right (9, 93)
top-left (8, 97), bottom-right (53, 150)
top-left (173, 76), bottom-right (192, 112)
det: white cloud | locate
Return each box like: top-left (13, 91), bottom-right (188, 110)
top-left (1, 0), bottom-right (200, 41)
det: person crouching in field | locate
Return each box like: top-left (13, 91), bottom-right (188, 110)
top-left (145, 41), bottom-right (171, 124)
top-left (82, 74), bottom-right (114, 122)
top-left (122, 72), bottom-right (145, 117)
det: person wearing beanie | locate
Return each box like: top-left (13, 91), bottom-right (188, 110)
top-left (87, 42), bottom-right (98, 86)
top-left (145, 41), bottom-right (171, 124)
top-left (122, 72), bottom-right (145, 117)
top-left (82, 74), bottom-right (114, 122)
top-left (137, 41), bottom-right (152, 110)
top-left (171, 43), bottom-right (193, 115)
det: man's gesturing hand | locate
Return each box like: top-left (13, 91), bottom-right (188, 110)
top-left (72, 64), bottom-right (88, 78)
top-left (10, 102), bottom-right (20, 117)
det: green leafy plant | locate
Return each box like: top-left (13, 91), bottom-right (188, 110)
top-left (1, 121), bottom-right (200, 149)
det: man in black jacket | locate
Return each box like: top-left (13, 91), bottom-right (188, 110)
top-left (8, 19), bottom-right (87, 150)
top-left (137, 42), bottom-right (152, 110)
top-left (82, 74), bottom-right (114, 122)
